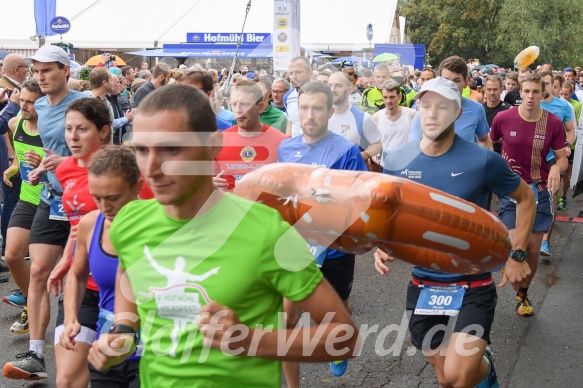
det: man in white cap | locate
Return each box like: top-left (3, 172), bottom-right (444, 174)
top-left (3, 45), bottom-right (86, 382)
top-left (375, 77), bottom-right (535, 388)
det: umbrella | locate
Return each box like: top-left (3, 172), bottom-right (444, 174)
top-left (482, 64), bottom-right (499, 69)
top-left (373, 53), bottom-right (399, 62)
top-left (85, 54), bottom-right (126, 67)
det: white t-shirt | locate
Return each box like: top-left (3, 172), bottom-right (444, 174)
top-left (376, 107), bottom-right (414, 166)
top-left (284, 89), bottom-right (302, 137)
top-left (328, 107), bottom-right (381, 149)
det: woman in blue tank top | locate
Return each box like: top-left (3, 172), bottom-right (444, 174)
top-left (59, 146), bottom-right (143, 388)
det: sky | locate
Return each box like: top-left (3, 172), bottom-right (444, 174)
top-left (0, 0), bottom-right (398, 51)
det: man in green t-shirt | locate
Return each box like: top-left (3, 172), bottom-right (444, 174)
top-left (257, 76), bottom-right (288, 134)
top-left (87, 84), bottom-right (359, 388)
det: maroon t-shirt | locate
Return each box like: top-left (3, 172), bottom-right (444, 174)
top-left (490, 108), bottom-right (567, 184)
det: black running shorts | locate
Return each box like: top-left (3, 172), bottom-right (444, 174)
top-left (28, 201), bottom-right (70, 247)
top-left (320, 254), bottom-right (356, 301)
top-left (406, 280), bottom-right (497, 351)
top-left (7, 200), bottom-right (38, 230)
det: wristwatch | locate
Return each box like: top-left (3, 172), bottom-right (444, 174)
top-left (509, 249), bottom-right (528, 262)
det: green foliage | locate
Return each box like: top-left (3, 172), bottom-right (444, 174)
top-left (401, 0), bottom-right (583, 69)
top-left (79, 67), bottom-right (91, 81)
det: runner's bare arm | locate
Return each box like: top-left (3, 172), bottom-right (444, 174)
top-left (286, 120), bottom-right (293, 137)
top-left (87, 265), bottom-right (139, 371)
top-left (548, 149), bottom-right (569, 194)
top-left (362, 141), bottom-right (382, 161)
top-left (198, 279), bottom-right (360, 362)
top-left (60, 212), bottom-right (96, 351)
top-left (499, 180), bottom-right (535, 290)
top-left (48, 231), bottom-right (76, 296)
top-left (476, 133), bottom-right (494, 150)
top-left (565, 118), bottom-right (575, 145)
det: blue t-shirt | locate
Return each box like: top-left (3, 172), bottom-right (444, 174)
top-left (541, 96), bottom-right (572, 161)
top-left (278, 131), bottom-right (367, 258)
top-left (409, 97), bottom-right (490, 143)
top-left (383, 135), bottom-right (521, 281)
top-left (35, 91), bottom-right (87, 203)
top-left (217, 108), bottom-right (236, 124)
top-left (216, 115), bottom-right (232, 131)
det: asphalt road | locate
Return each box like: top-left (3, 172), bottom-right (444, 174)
top-left (0, 197), bottom-right (582, 388)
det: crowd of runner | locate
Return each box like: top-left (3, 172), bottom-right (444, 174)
top-left (0, 45), bottom-right (579, 387)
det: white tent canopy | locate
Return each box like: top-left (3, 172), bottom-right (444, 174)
top-left (0, 0), bottom-right (397, 52)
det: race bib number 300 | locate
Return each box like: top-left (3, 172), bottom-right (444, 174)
top-left (414, 285), bottom-right (465, 316)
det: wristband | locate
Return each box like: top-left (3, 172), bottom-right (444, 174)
top-left (109, 324), bottom-right (137, 340)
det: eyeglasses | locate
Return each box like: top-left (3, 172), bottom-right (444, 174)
top-left (272, 90), bottom-right (287, 94)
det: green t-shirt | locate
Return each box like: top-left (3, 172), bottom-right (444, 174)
top-left (110, 194), bottom-right (323, 388)
top-left (260, 103), bottom-right (288, 134)
top-left (12, 119), bottom-right (45, 205)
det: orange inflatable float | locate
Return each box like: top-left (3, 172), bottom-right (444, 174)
top-left (514, 46), bottom-right (539, 69)
top-left (233, 163), bottom-right (511, 274)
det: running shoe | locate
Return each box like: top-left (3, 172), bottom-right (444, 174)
top-left (24, 252), bottom-right (30, 261)
top-left (3, 290), bottom-right (26, 308)
top-left (540, 240), bottom-right (551, 256)
top-left (0, 273), bottom-right (8, 283)
top-left (557, 198), bottom-right (567, 211)
top-left (516, 294), bottom-right (535, 316)
top-left (3, 351), bottom-right (47, 380)
top-left (330, 360), bottom-right (348, 376)
top-left (476, 347), bottom-right (500, 388)
top-left (10, 307), bottom-right (29, 334)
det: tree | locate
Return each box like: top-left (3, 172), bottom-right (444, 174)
top-left (400, 0), bottom-right (583, 68)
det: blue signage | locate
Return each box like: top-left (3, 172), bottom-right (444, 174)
top-left (50, 16), bottom-right (71, 34)
top-left (366, 23), bottom-right (373, 41)
top-left (186, 33), bottom-right (270, 44)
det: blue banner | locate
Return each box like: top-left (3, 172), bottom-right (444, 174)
top-left (34, 0), bottom-right (56, 36)
top-left (186, 33), bottom-right (270, 44)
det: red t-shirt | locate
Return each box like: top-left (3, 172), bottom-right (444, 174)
top-left (215, 124), bottom-right (288, 190)
top-left (490, 108), bottom-right (567, 184)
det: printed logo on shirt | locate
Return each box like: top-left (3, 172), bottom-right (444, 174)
top-left (66, 194), bottom-right (86, 215)
top-left (138, 246), bottom-right (220, 358)
top-left (63, 179), bottom-right (77, 193)
top-left (534, 134), bottom-right (545, 140)
top-left (510, 131), bottom-right (517, 136)
top-left (295, 151), bottom-right (302, 158)
top-left (400, 169), bottom-right (422, 179)
top-left (240, 146), bottom-right (257, 162)
top-left (340, 125), bottom-right (351, 137)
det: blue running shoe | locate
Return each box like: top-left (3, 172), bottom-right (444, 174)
top-left (330, 360), bottom-right (348, 376)
top-left (2, 290), bottom-right (26, 308)
top-left (476, 347), bottom-right (500, 388)
top-left (540, 240), bottom-right (551, 256)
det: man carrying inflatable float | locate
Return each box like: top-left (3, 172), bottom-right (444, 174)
top-left (234, 77), bottom-right (537, 388)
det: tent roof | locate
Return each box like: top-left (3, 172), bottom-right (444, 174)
top-left (0, 0), bottom-right (397, 51)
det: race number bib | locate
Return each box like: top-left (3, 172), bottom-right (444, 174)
top-left (414, 285), bottom-right (466, 316)
top-left (49, 196), bottom-right (68, 221)
top-left (19, 163), bottom-right (48, 184)
top-left (307, 242), bottom-right (327, 267)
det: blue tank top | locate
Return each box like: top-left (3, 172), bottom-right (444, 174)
top-left (88, 213), bottom-right (142, 359)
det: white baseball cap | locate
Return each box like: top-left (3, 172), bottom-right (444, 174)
top-left (24, 45), bottom-right (70, 67)
top-left (414, 77), bottom-right (461, 110)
